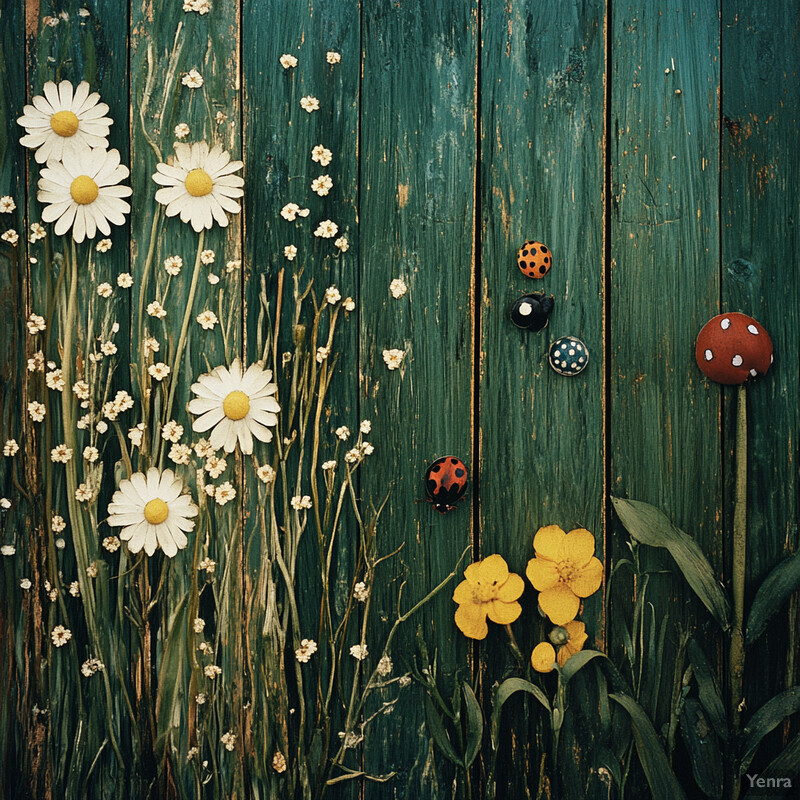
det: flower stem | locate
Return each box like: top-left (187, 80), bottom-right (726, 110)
top-left (729, 384), bottom-right (747, 800)
top-left (503, 624), bottom-right (525, 670)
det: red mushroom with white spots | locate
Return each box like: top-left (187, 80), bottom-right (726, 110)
top-left (694, 310), bottom-right (774, 740)
top-left (694, 312), bottom-right (773, 385)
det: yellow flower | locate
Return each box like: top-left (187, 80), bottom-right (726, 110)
top-left (526, 525), bottom-right (603, 625)
top-left (531, 621), bottom-right (588, 673)
top-left (452, 554), bottom-right (524, 640)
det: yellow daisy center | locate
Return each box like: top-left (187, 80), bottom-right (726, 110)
top-left (223, 390), bottom-right (250, 420)
top-left (144, 498), bottom-right (169, 525)
top-left (185, 168), bottom-right (213, 197)
top-left (70, 175), bottom-right (99, 205)
top-left (50, 110), bottom-right (80, 137)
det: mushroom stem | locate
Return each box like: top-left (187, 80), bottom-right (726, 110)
top-left (730, 383), bottom-right (747, 738)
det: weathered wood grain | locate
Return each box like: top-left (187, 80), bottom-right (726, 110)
top-left (241, 1), bottom-right (361, 795)
top-left (480, 1), bottom-right (606, 795)
top-left (721, 0), bottom-right (800, 761)
top-left (610, 0), bottom-right (722, 791)
top-left (129, 0), bottom-right (242, 795)
top-left (359, 1), bottom-right (477, 794)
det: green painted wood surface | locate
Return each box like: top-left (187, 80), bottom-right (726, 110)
top-left (721, 0), bottom-right (800, 759)
top-left (358, 1), bottom-right (476, 793)
top-left (480, 2), bottom-right (606, 796)
top-left (609, 0), bottom-right (723, 750)
top-left (1, 1), bottom-right (800, 798)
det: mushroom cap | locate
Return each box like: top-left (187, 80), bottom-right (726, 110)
top-left (548, 336), bottom-right (589, 376)
top-left (695, 312), bottom-right (773, 385)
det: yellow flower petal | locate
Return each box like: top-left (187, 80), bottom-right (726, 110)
top-left (526, 557), bottom-right (559, 591)
top-left (486, 599), bottom-right (522, 625)
top-left (454, 601), bottom-right (488, 640)
top-left (496, 571), bottom-right (525, 603)
top-left (463, 560), bottom-right (483, 586)
top-left (538, 584), bottom-right (580, 625)
top-left (558, 620), bottom-right (588, 665)
top-left (533, 525), bottom-right (566, 561)
top-left (476, 553), bottom-right (509, 586)
top-left (564, 528), bottom-right (597, 566)
top-left (452, 579), bottom-right (473, 604)
top-left (568, 556), bottom-right (603, 598)
top-left (531, 642), bottom-right (556, 673)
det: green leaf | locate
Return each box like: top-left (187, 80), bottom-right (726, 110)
top-left (679, 698), bottom-right (723, 800)
top-left (610, 693), bottom-right (688, 800)
top-left (560, 650), bottom-right (607, 684)
top-left (743, 733), bottom-right (800, 799)
top-left (424, 694), bottom-right (461, 766)
top-left (739, 687), bottom-right (800, 776)
top-left (461, 683), bottom-right (483, 769)
top-left (611, 497), bottom-right (731, 630)
top-left (687, 639), bottom-right (728, 742)
top-left (746, 551), bottom-right (800, 645)
top-left (490, 678), bottom-right (550, 752)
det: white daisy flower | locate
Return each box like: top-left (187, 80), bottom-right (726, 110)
top-left (300, 95), bottom-right (319, 113)
top-left (311, 144), bottom-right (332, 167)
top-left (280, 53), bottom-right (298, 69)
top-left (187, 359), bottom-right (280, 454)
top-left (107, 467), bottom-right (199, 557)
top-left (17, 80), bottom-right (113, 164)
top-left (152, 142), bottom-right (244, 232)
top-left (37, 147), bottom-right (132, 243)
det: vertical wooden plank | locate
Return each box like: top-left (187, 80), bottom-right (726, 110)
top-left (129, 0), bottom-right (242, 794)
top-left (0, 1), bottom-right (37, 795)
top-left (721, 0), bottom-right (800, 749)
top-left (16, 1), bottom-right (132, 796)
top-left (480, 0), bottom-right (606, 795)
top-left (610, 0), bottom-right (722, 788)
top-left (241, 1), bottom-right (361, 796)
top-left (359, 1), bottom-right (477, 793)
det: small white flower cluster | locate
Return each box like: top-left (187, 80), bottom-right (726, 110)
top-left (349, 643), bottom-right (368, 661)
top-left (295, 638), bottom-right (318, 663)
top-left (279, 53), bottom-right (298, 69)
top-left (256, 463), bottom-right (275, 484)
top-left (203, 664), bottom-right (222, 679)
top-left (300, 95), bottom-right (319, 113)
top-left (164, 254), bottom-right (183, 275)
top-left (103, 390), bottom-right (134, 420)
top-left (353, 581), bottom-right (369, 602)
top-left (50, 444), bottom-right (73, 464)
top-left (390, 278), bottom-right (408, 298)
top-left (182, 68), bottom-right (204, 89)
top-left (46, 368), bottom-right (64, 391)
top-left (161, 420), bottom-right (184, 442)
top-left (148, 362), bottom-right (171, 381)
top-left (280, 202), bottom-right (310, 222)
top-left (290, 495), bottom-right (312, 511)
top-left (311, 174), bottom-right (333, 197)
top-left (3, 439), bottom-right (19, 456)
top-left (81, 657), bottom-right (105, 677)
top-left (221, 732), bottom-right (236, 752)
top-left (27, 313), bottom-right (46, 335)
top-left (313, 219), bottom-right (338, 239)
top-left (29, 222), bottom-right (46, 242)
top-left (96, 238), bottom-right (112, 252)
top-left (382, 348), bottom-right (405, 371)
top-left (1, 229), bottom-right (19, 245)
top-left (183, 0), bottom-right (210, 14)
top-left (196, 310), bottom-right (218, 330)
top-left (50, 625), bottom-right (72, 647)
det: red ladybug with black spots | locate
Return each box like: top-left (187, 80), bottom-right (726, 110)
top-left (424, 456), bottom-right (469, 514)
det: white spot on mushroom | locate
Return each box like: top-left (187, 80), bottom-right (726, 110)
top-left (568, 349), bottom-right (575, 356)
top-left (770, 354), bottom-right (774, 364)
top-left (704, 349), bottom-right (713, 361)
top-left (731, 354), bottom-right (743, 367)
top-left (749, 368), bottom-right (758, 377)
top-left (519, 302), bottom-right (532, 316)
top-left (747, 324), bottom-right (759, 335)
top-left (720, 318), bottom-right (731, 330)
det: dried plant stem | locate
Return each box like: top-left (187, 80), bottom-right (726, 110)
top-left (729, 384), bottom-right (747, 800)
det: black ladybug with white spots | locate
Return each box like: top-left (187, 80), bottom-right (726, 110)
top-left (424, 456), bottom-right (469, 514)
top-left (510, 293), bottom-right (554, 332)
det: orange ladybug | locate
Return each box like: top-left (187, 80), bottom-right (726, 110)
top-left (517, 240), bottom-right (552, 279)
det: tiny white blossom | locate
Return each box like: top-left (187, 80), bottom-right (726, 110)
top-left (295, 638), bottom-right (318, 663)
top-left (96, 420), bottom-right (108, 434)
top-left (207, 273), bottom-right (219, 285)
top-left (390, 278), bottom-right (408, 298)
top-left (203, 664), bottom-right (222, 679)
top-left (321, 460), bottom-right (336, 471)
top-left (100, 341), bottom-right (117, 356)
top-left (19, 578), bottom-right (32, 590)
top-left (280, 203), bottom-right (302, 222)
top-left (27, 313), bottom-right (46, 335)
top-left (169, 443), bottom-right (191, 465)
top-left (46, 369), bottom-right (65, 392)
top-left (0, 196), bottom-right (16, 213)
top-left (215, 482), bottom-right (236, 505)
top-left (256, 464), bottom-right (275, 484)
top-left (68, 581), bottom-right (80, 597)
top-left (164, 255), bottom-right (183, 276)
top-left (314, 219), bottom-right (338, 239)
top-left (198, 558), bottom-right (216, 573)
top-left (377, 654), bottom-right (393, 676)
top-left (51, 625), bottom-right (72, 647)
top-left (353, 582), bottom-right (369, 602)
top-left (349, 643), bottom-right (369, 661)
top-left (149, 362), bottom-right (170, 381)
top-left (334, 236), bottom-right (349, 251)
top-left (194, 439), bottom-right (215, 458)
top-left (359, 420), bottom-right (371, 434)
top-left (1, 229), bottom-right (19, 245)
top-left (343, 297), bottom-right (356, 312)
top-left (28, 401), bottom-right (46, 422)
top-left (75, 483), bottom-right (94, 502)
top-left (81, 657), bottom-right (105, 677)
top-left (128, 423), bottom-right (145, 448)
top-left (193, 617), bottom-right (206, 633)
top-left (86, 562), bottom-right (98, 578)
top-left (290, 495), bottom-right (312, 511)
top-left (283, 245), bottom-right (297, 261)
top-left (326, 51), bottom-right (341, 64)
top-left (344, 447), bottom-right (361, 464)
top-left (205, 455), bottom-right (227, 479)
top-left (174, 122), bottom-right (190, 139)
top-left (382, 348), bottom-right (405, 370)
top-left (361, 441), bottom-right (374, 456)
top-left (316, 346), bottom-right (330, 363)
top-left (324, 286), bottom-right (341, 305)
top-left (195, 693), bottom-right (207, 704)
top-left (200, 249), bottom-right (215, 265)
top-left (0, 545), bottom-right (15, 556)
top-left (95, 238), bottom-right (112, 252)
top-left (335, 426), bottom-right (350, 440)
top-left (311, 174), bottom-right (333, 197)
top-left (29, 222), bottom-right (46, 242)
top-left (300, 95), bottom-right (319, 113)
top-left (27, 351), bottom-right (44, 372)
top-left (182, 69), bottom-right (204, 88)
top-left (50, 444), bottom-right (73, 463)
top-left (161, 420), bottom-right (184, 442)
top-left (225, 260), bottom-right (240, 273)
top-left (117, 272), bottom-right (133, 288)
top-left (280, 53), bottom-right (298, 69)
top-left (102, 536), bottom-right (121, 552)
top-left (3, 440), bottom-right (20, 456)
top-left (311, 145), bottom-right (332, 167)
top-left (144, 337), bottom-right (160, 355)
top-left (83, 446), bottom-right (99, 463)
top-left (272, 752), bottom-right (287, 773)
top-left (97, 282), bottom-right (113, 298)
top-left (221, 732), bottom-right (236, 752)
top-left (147, 301), bottom-right (167, 318)
top-left (52, 514), bottom-right (66, 532)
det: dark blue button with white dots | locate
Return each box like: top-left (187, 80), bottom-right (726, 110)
top-left (548, 336), bottom-right (589, 376)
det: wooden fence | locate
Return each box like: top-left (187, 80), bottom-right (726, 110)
top-left (0, 1), bottom-right (798, 798)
